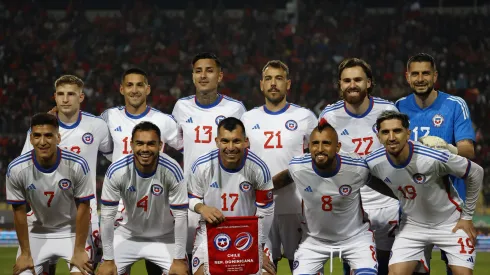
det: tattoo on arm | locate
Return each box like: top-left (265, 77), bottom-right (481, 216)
top-left (272, 170), bottom-right (294, 190)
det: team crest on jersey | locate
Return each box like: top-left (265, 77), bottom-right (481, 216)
top-left (285, 120), bottom-right (298, 131)
top-left (293, 260), bottom-right (299, 270)
top-left (267, 190), bottom-right (273, 199)
top-left (215, 115), bottom-right (226, 125)
top-left (432, 114), bottom-right (444, 127)
top-left (339, 185), bottom-right (352, 196)
top-left (151, 184), bottom-right (163, 196)
top-left (412, 173), bottom-right (426, 184)
top-left (82, 133), bottom-right (94, 144)
top-left (239, 181), bottom-right (252, 192)
top-left (234, 232), bottom-right (253, 251)
top-left (192, 257), bottom-right (200, 267)
top-left (214, 233), bottom-right (232, 251)
top-left (58, 179), bottom-right (72, 190)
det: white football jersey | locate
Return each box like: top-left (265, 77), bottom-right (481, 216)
top-left (101, 106), bottom-right (181, 162)
top-left (6, 148), bottom-right (94, 238)
top-left (100, 153), bottom-right (188, 238)
top-left (366, 141), bottom-right (469, 227)
top-left (319, 96), bottom-right (399, 209)
top-left (187, 149), bottom-right (273, 216)
top-left (172, 94), bottom-right (246, 174)
top-left (288, 152), bottom-right (370, 242)
top-left (242, 103), bottom-right (317, 214)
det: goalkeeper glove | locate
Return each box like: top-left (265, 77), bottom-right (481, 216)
top-left (418, 135), bottom-right (458, 154)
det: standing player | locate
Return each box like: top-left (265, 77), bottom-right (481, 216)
top-left (273, 121), bottom-right (378, 275)
top-left (187, 117), bottom-right (275, 275)
top-left (97, 122), bottom-right (188, 275)
top-left (319, 58), bottom-right (399, 275)
top-left (101, 68), bottom-right (182, 274)
top-left (21, 75), bottom-right (112, 273)
top-left (172, 53), bottom-right (246, 260)
top-left (365, 111), bottom-right (482, 275)
top-left (7, 113), bottom-right (94, 275)
top-left (241, 60), bottom-right (317, 270)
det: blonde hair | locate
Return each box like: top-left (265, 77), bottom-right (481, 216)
top-left (54, 75), bottom-right (84, 89)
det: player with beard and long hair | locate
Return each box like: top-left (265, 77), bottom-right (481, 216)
top-left (241, 60), bottom-right (317, 271)
top-left (319, 58), bottom-right (399, 275)
top-left (396, 53), bottom-right (476, 275)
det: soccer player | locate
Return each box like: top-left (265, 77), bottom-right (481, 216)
top-left (396, 53), bottom-right (476, 275)
top-left (187, 117), bottom-right (275, 275)
top-left (7, 113), bottom-right (94, 275)
top-left (97, 122), bottom-right (188, 275)
top-left (365, 111), bottom-right (482, 275)
top-left (171, 52), bottom-right (246, 261)
top-left (319, 58), bottom-right (399, 275)
top-left (272, 120), bottom-right (379, 275)
top-left (101, 68), bottom-right (182, 274)
top-left (20, 75), bottom-right (112, 273)
top-left (241, 60), bottom-right (317, 270)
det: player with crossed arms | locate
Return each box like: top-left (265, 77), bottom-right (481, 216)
top-left (187, 117), bottom-right (275, 275)
top-left (7, 113), bottom-right (94, 275)
top-left (101, 67), bottom-right (182, 274)
top-left (97, 122), bottom-right (188, 275)
top-left (365, 111), bottom-right (482, 275)
top-left (273, 120), bottom-right (384, 275)
top-left (319, 58), bottom-right (399, 275)
top-left (21, 75), bottom-right (112, 274)
top-left (241, 60), bottom-right (317, 271)
top-left (172, 53), bottom-right (246, 262)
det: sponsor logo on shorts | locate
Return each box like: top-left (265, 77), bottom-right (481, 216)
top-left (339, 185), bottom-right (352, 196)
top-left (82, 132), bottom-right (94, 144)
top-left (234, 232), bottom-right (253, 251)
top-left (239, 181), bottom-right (252, 192)
top-left (285, 120), bottom-right (298, 131)
top-left (193, 257), bottom-right (200, 267)
top-left (293, 260), bottom-right (299, 270)
top-left (215, 115), bottom-right (226, 125)
top-left (151, 184), bottom-right (163, 196)
top-left (432, 114), bottom-right (444, 127)
top-left (412, 173), bottom-right (426, 184)
top-left (58, 179), bottom-right (72, 190)
top-left (214, 233), bottom-right (232, 251)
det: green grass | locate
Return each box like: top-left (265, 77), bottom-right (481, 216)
top-left (0, 248), bottom-right (488, 274)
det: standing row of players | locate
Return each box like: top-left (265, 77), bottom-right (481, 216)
top-left (6, 52), bottom-right (481, 275)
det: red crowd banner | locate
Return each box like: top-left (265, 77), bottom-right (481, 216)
top-left (205, 216), bottom-right (262, 275)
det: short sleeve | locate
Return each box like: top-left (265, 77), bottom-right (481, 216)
top-left (437, 152), bottom-right (471, 179)
top-left (73, 162), bottom-right (95, 202)
top-left (97, 120), bottom-right (113, 155)
top-left (452, 99), bottom-right (476, 142)
top-left (100, 176), bottom-right (121, 206)
top-left (187, 167), bottom-right (204, 200)
top-left (163, 116), bottom-right (183, 151)
top-left (6, 171), bottom-right (27, 205)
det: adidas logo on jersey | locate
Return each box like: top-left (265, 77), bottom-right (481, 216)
top-left (384, 177), bottom-right (392, 184)
top-left (186, 117), bottom-right (193, 123)
top-left (27, 183), bottom-right (36, 190)
top-left (114, 126), bottom-right (122, 132)
top-left (210, 182), bottom-right (219, 188)
top-left (467, 257), bottom-right (474, 263)
top-left (304, 186), bottom-right (313, 192)
top-left (127, 186), bottom-right (136, 192)
top-left (340, 129), bottom-right (349, 135)
top-left (252, 124), bottom-right (260, 130)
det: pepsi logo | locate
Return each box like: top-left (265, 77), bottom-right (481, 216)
top-left (234, 232), bottom-right (253, 251)
top-left (151, 184), bottom-right (163, 196)
top-left (432, 114), bottom-right (444, 127)
top-left (239, 181), bottom-right (252, 192)
top-left (58, 179), bottom-right (72, 190)
top-left (214, 233), bottom-right (231, 251)
top-left (215, 115), bottom-right (226, 125)
top-left (285, 120), bottom-right (298, 131)
top-left (82, 133), bottom-right (94, 145)
top-left (412, 173), bottom-right (426, 184)
top-left (339, 185), bottom-right (352, 196)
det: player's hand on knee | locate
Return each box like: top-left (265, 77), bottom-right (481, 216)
top-left (262, 252), bottom-right (276, 275)
top-left (70, 250), bottom-right (94, 275)
top-left (169, 258), bottom-right (189, 275)
top-left (453, 219), bottom-right (477, 246)
top-left (199, 206), bottom-right (225, 225)
top-left (96, 260), bottom-right (117, 275)
top-left (13, 254), bottom-right (35, 275)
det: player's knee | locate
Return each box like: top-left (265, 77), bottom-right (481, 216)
top-left (354, 268), bottom-right (377, 275)
top-left (194, 264), bottom-right (205, 275)
top-left (448, 265), bottom-right (472, 275)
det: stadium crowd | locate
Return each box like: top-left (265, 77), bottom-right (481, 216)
top-left (0, 0), bottom-right (489, 207)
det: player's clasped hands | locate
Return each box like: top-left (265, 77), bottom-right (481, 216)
top-left (169, 259), bottom-right (189, 275)
top-left (70, 250), bottom-right (94, 275)
top-left (13, 254), bottom-right (35, 275)
top-left (453, 218), bottom-right (477, 247)
top-left (96, 260), bottom-right (117, 275)
top-left (199, 205), bottom-right (226, 225)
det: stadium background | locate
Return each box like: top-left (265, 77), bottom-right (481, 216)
top-left (0, 0), bottom-right (490, 273)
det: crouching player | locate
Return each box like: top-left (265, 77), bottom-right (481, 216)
top-left (187, 117), bottom-right (276, 275)
top-left (273, 120), bottom-right (381, 275)
top-left (97, 122), bottom-right (188, 275)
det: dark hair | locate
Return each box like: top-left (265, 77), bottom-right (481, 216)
top-left (121, 67), bottom-right (148, 84)
top-left (406, 53), bottom-right (437, 71)
top-left (55, 75), bottom-right (84, 89)
top-left (31, 113), bottom-right (59, 130)
top-left (217, 117), bottom-right (246, 137)
top-left (376, 111), bottom-right (410, 131)
top-left (338, 58), bottom-right (375, 95)
top-left (131, 121), bottom-right (161, 141)
top-left (312, 118), bottom-right (337, 135)
top-left (192, 52), bottom-right (222, 69)
top-left (262, 60), bottom-right (290, 79)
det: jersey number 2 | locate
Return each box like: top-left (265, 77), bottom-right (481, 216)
top-left (264, 131), bottom-right (283, 149)
top-left (352, 137), bottom-right (374, 156)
